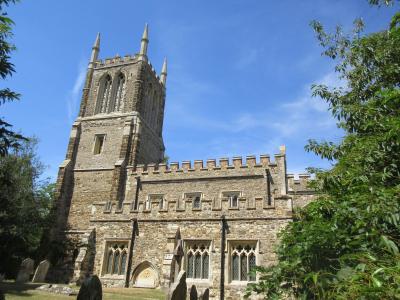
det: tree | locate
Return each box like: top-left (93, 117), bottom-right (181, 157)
top-left (0, 0), bottom-right (25, 156)
top-left (247, 3), bottom-right (400, 300)
top-left (0, 138), bottom-right (55, 278)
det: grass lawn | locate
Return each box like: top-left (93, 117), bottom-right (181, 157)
top-left (0, 281), bottom-right (165, 300)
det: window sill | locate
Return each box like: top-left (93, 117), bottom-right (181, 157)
top-left (100, 275), bottom-right (125, 280)
top-left (186, 278), bottom-right (212, 284)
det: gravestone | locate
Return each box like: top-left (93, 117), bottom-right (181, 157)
top-left (32, 260), bottom-right (50, 283)
top-left (77, 275), bottom-right (102, 300)
top-left (16, 258), bottom-right (34, 283)
top-left (201, 288), bottom-right (209, 300)
top-left (168, 271), bottom-right (186, 300)
top-left (190, 285), bottom-right (198, 300)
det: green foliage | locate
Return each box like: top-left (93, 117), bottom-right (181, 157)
top-left (0, 0), bottom-right (25, 156)
top-left (0, 139), bottom-right (55, 278)
top-left (247, 7), bottom-right (400, 300)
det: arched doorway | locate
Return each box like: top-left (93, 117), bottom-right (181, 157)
top-left (132, 261), bottom-right (159, 288)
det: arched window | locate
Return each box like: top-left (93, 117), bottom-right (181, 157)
top-left (230, 243), bottom-right (257, 282)
top-left (103, 243), bottom-right (128, 276)
top-left (111, 73), bottom-right (125, 112)
top-left (186, 242), bottom-right (210, 279)
top-left (95, 74), bottom-right (112, 114)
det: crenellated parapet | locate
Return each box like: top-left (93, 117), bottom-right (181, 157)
top-left (94, 56), bottom-right (162, 84)
top-left (131, 154), bottom-right (284, 176)
top-left (287, 173), bottom-right (313, 192)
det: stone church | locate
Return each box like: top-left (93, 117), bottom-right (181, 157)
top-left (52, 25), bottom-right (315, 299)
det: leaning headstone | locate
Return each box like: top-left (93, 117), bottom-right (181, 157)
top-left (32, 260), bottom-right (50, 283)
top-left (77, 275), bottom-right (102, 300)
top-left (168, 271), bottom-right (187, 300)
top-left (16, 258), bottom-right (34, 283)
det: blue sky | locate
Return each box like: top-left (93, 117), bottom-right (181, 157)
top-left (2, 0), bottom-right (398, 180)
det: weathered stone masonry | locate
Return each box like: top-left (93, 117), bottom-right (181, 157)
top-left (51, 25), bottom-right (315, 300)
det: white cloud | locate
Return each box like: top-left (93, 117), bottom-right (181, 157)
top-left (66, 61), bottom-right (87, 123)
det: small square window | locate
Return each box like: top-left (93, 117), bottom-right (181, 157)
top-left (184, 193), bottom-right (202, 209)
top-left (94, 134), bottom-right (105, 155)
top-left (146, 194), bottom-right (165, 210)
top-left (223, 191), bottom-right (241, 208)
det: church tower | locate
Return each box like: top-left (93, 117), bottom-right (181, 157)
top-left (54, 25), bottom-right (167, 239)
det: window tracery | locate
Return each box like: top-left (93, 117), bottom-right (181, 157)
top-left (103, 243), bottom-right (128, 276)
top-left (230, 243), bottom-right (256, 282)
top-left (186, 242), bottom-right (210, 279)
top-left (95, 74), bottom-right (112, 114)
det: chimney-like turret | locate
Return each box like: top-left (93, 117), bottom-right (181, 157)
top-left (90, 33), bottom-right (100, 65)
top-left (139, 24), bottom-right (149, 60)
top-left (160, 57), bottom-right (167, 86)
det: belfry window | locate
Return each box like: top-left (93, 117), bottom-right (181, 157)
top-left (185, 241), bottom-right (210, 279)
top-left (230, 242), bottom-right (256, 282)
top-left (93, 134), bottom-right (105, 155)
top-left (95, 74), bottom-right (112, 114)
top-left (103, 243), bottom-right (128, 276)
top-left (111, 73), bottom-right (125, 112)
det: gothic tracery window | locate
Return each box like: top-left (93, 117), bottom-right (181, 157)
top-left (230, 243), bottom-right (256, 282)
top-left (111, 73), bottom-right (125, 112)
top-left (186, 242), bottom-right (210, 279)
top-left (95, 74), bottom-right (112, 114)
top-left (103, 243), bottom-right (128, 276)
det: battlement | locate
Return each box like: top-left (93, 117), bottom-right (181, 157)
top-left (94, 55), bottom-right (162, 83)
top-left (287, 173), bottom-right (313, 192)
top-left (131, 153), bottom-right (286, 176)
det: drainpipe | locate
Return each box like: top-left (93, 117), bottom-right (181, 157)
top-left (220, 215), bottom-right (226, 300)
top-left (133, 176), bottom-right (141, 210)
top-left (265, 169), bottom-right (272, 206)
top-left (125, 218), bottom-right (138, 288)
